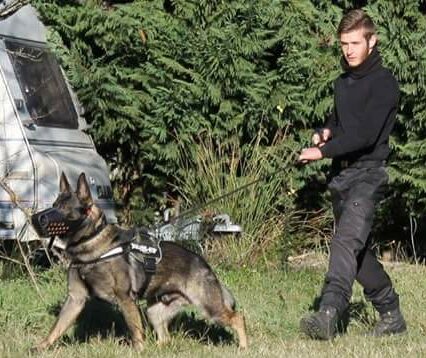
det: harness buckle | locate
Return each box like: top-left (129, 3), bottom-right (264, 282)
top-left (143, 257), bottom-right (157, 274)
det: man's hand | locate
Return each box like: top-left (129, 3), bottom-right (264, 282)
top-left (312, 128), bottom-right (331, 147)
top-left (298, 147), bottom-right (323, 163)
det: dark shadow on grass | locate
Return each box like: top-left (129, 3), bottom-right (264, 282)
top-left (47, 298), bottom-right (130, 344)
top-left (46, 300), bottom-right (234, 347)
top-left (73, 299), bottom-right (130, 342)
top-left (170, 311), bottom-right (235, 346)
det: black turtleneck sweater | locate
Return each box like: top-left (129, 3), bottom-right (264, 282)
top-left (319, 46), bottom-right (399, 163)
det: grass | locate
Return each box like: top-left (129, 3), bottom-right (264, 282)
top-left (0, 259), bottom-right (426, 357)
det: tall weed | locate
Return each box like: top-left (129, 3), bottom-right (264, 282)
top-left (174, 131), bottom-right (300, 267)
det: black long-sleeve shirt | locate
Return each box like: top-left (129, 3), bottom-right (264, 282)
top-left (319, 47), bottom-right (399, 163)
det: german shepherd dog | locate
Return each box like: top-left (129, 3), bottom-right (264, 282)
top-left (32, 173), bottom-right (247, 351)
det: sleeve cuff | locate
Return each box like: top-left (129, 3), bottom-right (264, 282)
top-left (319, 142), bottom-right (337, 158)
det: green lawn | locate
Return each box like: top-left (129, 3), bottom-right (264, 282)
top-left (0, 259), bottom-right (425, 357)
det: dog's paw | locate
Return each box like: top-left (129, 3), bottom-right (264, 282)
top-left (30, 340), bottom-right (49, 354)
top-left (238, 340), bottom-right (248, 350)
top-left (156, 337), bottom-right (171, 347)
top-left (133, 340), bottom-right (144, 351)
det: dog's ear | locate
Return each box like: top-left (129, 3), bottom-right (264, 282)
top-left (76, 173), bottom-right (93, 203)
top-left (59, 172), bottom-right (71, 193)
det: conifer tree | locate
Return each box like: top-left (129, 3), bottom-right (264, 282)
top-left (32, 0), bottom-right (426, 232)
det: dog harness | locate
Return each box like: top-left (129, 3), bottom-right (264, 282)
top-left (70, 235), bottom-right (161, 274)
top-left (99, 242), bottom-right (157, 260)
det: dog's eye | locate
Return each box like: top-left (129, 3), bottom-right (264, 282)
top-left (56, 193), bottom-right (71, 201)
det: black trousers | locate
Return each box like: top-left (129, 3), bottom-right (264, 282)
top-left (320, 166), bottom-right (399, 315)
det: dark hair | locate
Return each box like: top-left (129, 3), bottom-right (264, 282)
top-left (337, 9), bottom-right (376, 40)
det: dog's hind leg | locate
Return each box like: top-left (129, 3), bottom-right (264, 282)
top-left (208, 306), bottom-right (248, 349)
top-left (219, 284), bottom-right (248, 348)
top-left (147, 295), bottom-right (188, 345)
top-left (116, 296), bottom-right (145, 351)
top-left (189, 282), bottom-right (248, 349)
top-left (228, 310), bottom-right (248, 349)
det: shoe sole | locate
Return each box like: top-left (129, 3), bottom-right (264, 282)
top-left (300, 316), bottom-right (334, 340)
top-left (368, 324), bottom-right (407, 337)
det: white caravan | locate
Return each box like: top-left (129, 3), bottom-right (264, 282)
top-left (0, 3), bottom-right (116, 243)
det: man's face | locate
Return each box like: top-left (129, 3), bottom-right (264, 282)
top-left (339, 28), bottom-right (376, 67)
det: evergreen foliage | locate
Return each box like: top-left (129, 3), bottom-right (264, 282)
top-left (32, 1), bottom-right (426, 244)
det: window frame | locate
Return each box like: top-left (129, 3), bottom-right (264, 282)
top-left (5, 39), bottom-right (79, 130)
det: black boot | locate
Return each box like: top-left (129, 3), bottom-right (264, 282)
top-left (300, 306), bottom-right (339, 340)
top-left (369, 308), bottom-right (407, 336)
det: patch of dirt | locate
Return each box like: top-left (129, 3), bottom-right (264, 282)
top-left (287, 251), bottom-right (328, 270)
top-left (287, 250), bottom-right (420, 272)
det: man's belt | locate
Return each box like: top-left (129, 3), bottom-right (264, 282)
top-left (337, 160), bottom-right (385, 169)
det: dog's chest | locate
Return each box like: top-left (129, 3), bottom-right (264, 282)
top-left (78, 264), bottom-right (126, 304)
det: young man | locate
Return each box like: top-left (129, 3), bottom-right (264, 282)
top-left (298, 9), bottom-right (406, 340)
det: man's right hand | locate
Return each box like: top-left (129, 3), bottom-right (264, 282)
top-left (312, 128), bottom-right (331, 147)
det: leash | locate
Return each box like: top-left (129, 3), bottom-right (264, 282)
top-left (156, 156), bottom-right (305, 229)
top-left (69, 153), bottom-right (307, 271)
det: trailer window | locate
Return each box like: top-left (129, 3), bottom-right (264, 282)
top-left (5, 40), bottom-right (78, 129)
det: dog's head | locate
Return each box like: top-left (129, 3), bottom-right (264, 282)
top-left (31, 172), bottom-right (105, 241)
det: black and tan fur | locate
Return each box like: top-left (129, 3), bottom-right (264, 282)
top-left (33, 172), bottom-right (247, 352)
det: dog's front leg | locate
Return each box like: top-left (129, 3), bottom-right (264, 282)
top-left (33, 269), bottom-right (88, 352)
top-left (116, 296), bottom-right (145, 351)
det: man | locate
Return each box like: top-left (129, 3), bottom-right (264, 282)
top-left (298, 9), bottom-right (406, 340)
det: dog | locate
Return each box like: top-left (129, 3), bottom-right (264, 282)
top-left (32, 172), bottom-right (247, 351)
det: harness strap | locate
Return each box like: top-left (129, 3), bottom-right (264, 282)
top-left (99, 245), bottom-right (126, 260)
top-left (70, 242), bottom-right (161, 268)
top-left (98, 243), bottom-right (158, 260)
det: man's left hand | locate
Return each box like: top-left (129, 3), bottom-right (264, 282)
top-left (298, 147), bottom-right (323, 163)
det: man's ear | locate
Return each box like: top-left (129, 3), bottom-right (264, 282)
top-left (59, 172), bottom-right (71, 193)
top-left (76, 173), bottom-right (93, 204)
top-left (368, 34), bottom-right (377, 49)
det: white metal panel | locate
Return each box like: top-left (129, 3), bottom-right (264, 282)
top-left (0, 4), bottom-right (46, 43)
top-left (0, 62), bottom-right (35, 240)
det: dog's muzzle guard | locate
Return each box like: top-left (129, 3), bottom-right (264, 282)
top-left (31, 208), bottom-right (85, 238)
